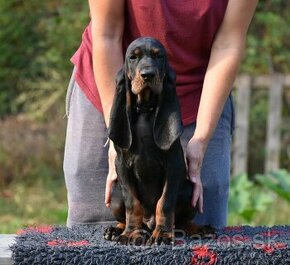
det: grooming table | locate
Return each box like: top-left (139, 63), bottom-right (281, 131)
top-left (7, 225), bottom-right (290, 264)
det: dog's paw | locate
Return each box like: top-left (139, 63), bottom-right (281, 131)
top-left (146, 227), bottom-right (174, 246)
top-left (103, 226), bottom-right (124, 241)
top-left (116, 229), bottom-right (151, 246)
top-left (146, 235), bottom-right (174, 246)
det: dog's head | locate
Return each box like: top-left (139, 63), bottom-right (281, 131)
top-left (125, 37), bottom-right (167, 99)
top-left (109, 37), bottom-right (183, 151)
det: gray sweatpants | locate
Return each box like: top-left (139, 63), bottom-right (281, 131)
top-left (63, 71), bottom-right (235, 228)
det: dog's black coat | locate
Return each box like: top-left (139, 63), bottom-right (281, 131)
top-left (107, 37), bottom-right (200, 244)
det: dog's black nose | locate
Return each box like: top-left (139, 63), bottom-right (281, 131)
top-left (140, 69), bottom-right (155, 80)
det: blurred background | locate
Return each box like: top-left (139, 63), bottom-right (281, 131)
top-left (0, 0), bottom-right (289, 233)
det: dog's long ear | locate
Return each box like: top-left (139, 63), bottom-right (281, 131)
top-left (108, 68), bottom-right (132, 150)
top-left (153, 66), bottom-right (183, 150)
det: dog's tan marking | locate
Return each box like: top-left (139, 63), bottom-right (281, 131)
top-left (151, 48), bottom-right (160, 56)
top-left (131, 70), bottom-right (145, 95)
top-left (116, 222), bottom-right (126, 230)
top-left (133, 48), bottom-right (141, 56)
top-left (155, 196), bottom-right (174, 229)
top-left (124, 199), bottom-right (144, 232)
top-left (132, 70), bottom-right (163, 96)
top-left (151, 227), bottom-right (174, 239)
top-left (147, 195), bottom-right (174, 243)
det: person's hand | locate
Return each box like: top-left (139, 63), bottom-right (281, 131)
top-left (105, 140), bottom-right (118, 208)
top-left (186, 137), bottom-right (208, 213)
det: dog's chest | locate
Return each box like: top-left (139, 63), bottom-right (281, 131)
top-left (133, 114), bottom-right (157, 151)
top-left (131, 113), bottom-right (165, 178)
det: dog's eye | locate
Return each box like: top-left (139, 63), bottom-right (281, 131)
top-left (129, 55), bottom-right (138, 60)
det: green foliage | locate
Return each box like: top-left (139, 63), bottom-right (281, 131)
top-left (0, 1), bottom-right (44, 116)
top-left (228, 170), bottom-right (290, 225)
top-left (228, 174), bottom-right (273, 223)
top-left (0, 0), bottom-right (89, 119)
top-left (256, 170), bottom-right (290, 203)
top-left (242, 0), bottom-right (290, 73)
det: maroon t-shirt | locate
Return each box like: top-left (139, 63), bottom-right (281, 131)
top-left (71, 0), bottom-right (228, 126)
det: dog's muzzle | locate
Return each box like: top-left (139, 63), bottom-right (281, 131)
top-left (140, 68), bottom-right (156, 81)
top-left (131, 68), bottom-right (162, 96)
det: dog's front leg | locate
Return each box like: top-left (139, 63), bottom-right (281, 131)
top-left (120, 190), bottom-right (146, 245)
top-left (147, 179), bottom-right (177, 245)
top-left (147, 147), bottom-right (185, 245)
top-left (115, 162), bottom-right (148, 245)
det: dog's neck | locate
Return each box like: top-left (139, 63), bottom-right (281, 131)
top-left (133, 91), bottom-right (158, 114)
top-left (135, 105), bottom-right (155, 114)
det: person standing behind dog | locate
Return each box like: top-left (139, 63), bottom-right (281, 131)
top-left (63, 0), bottom-right (258, 228)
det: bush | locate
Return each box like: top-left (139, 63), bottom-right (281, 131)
top-left (256, 169), bottom-right (290, 203)
top-left (228, 170), bottom-right (290, 225)
top-left (0, 0), bottom-right (89, 119)
top-left (228, 174), bottom-right (273, 224)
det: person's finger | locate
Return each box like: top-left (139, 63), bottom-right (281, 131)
top-left (188, 162), bottom-right (201, 206)
top-left (105, 142), bottom-right (118, 207)
top-left (105, 173), bottom-right (114, 207)
top-left (191, 179), bottom-right (201, 207)
top-left (186, 139), bottom-right (206, 211)
top-left (105, 169), bottom-right (117, 206)
top-left (189, 175), bottom-right (197, 184)
top-left (198, 188), bottom-right (203, 213)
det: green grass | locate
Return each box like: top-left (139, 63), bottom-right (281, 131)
top-left (0, 179), bottom-right (67, 234)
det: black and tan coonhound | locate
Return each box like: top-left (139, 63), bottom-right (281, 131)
top-left (104, 37), bottom-right (213, 245)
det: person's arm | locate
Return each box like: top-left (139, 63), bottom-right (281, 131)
top-left (187, 0), bottom-right (259, 212)
top-left (88, 0), bottom-right (125, 207)
top-left (89, 0), bottom-right (125, 126)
